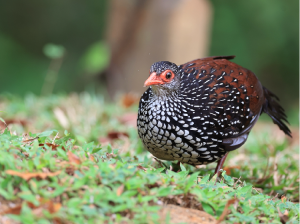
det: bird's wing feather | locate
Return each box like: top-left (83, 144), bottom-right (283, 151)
top-left (178, 56), bottom-right (264, 151)
top-left (180, 55), bottom-right (235, 70)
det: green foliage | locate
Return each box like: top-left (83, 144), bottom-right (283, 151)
top-left (43, 44), bottom-right (65, 59)
top-left (0, 1), bottom-right (109, 95)
top-left (0, 93), bottom-right (298, 223)
top-left (0, 129), bottom-right (298, 223)
top-left (80, 41), bottom-right (110, 74)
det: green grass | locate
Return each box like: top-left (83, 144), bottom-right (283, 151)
top-left (0, 93), bottom-right (299, 223)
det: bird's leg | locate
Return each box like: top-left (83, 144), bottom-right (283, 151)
top-left (214, 152), bottom-right (229, 178)
top-left (154, 157), bottom-right (168, 170)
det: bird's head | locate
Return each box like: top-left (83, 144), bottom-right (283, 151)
top-left (144, 61), bottom-right (180, 95)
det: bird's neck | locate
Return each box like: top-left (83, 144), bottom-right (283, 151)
top-left (150, 86), bottom-right (179, 101)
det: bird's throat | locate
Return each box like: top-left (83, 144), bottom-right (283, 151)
top-left (150, 86), bottom-right (179, 100)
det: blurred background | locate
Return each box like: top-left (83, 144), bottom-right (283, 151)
top-left (0, 0), bottom-right (298, 124)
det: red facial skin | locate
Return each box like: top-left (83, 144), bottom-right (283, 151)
top-left (144, 70), bottom-right (175, 87)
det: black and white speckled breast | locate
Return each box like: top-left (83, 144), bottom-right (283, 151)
top-left (137, 86), bottom-right (227, 165)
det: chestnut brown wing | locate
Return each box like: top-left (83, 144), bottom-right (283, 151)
top-left (178, 56), bottom-right (265, 151)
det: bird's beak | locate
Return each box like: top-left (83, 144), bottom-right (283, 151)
top-left (144, 72), bottom-right (164, 87)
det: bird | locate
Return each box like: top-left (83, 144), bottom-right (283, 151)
top-left (137, 55), bottom-right (291, 175)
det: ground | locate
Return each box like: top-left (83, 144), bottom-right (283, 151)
top-left (0, 93), bottom-right (298, 223)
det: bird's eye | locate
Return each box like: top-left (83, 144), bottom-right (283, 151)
top-left (166, 72), bottom-right (172, 79)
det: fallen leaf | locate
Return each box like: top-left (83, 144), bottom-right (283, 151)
top-left (39, 143), bottom-right (66, 151)
top-left (99, 131), bottom-right (129, 144)
top-left (216, 198), bottom-right (238, 224)
top-left (136, 165), bottom-right (147, 171)
top-left (89, 154), bottom-right (95, 162)
top-left (67, 151), bottom-right (81, 165)
top-left (5, 170), bottom-right (61, 181)
top-left (223, 166), bottom-right (241, 175)
top-left (116, 185), bottom-right (124, 196)
top-left (0, 119), bottom-right (27, 130)
top-left (107, 131), bottom-right (129, 140)
top-left (277, 207), bottom-right (289, 224)
top-left (5, 119), bottom-right (27, 126)
top-left (0, 204), bottom-right (22, 215)
top-left (1, 198), bottom-right (61, 216)
top-left (121, 93), bottom-right (139, 108)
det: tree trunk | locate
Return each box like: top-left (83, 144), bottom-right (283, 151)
top-left (106, 0), bottom-right (213, 98)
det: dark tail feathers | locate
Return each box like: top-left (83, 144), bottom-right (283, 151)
top-left (263, 87), bottom-right (292, 137)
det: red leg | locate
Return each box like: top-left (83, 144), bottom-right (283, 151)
top-left (214, 152), bottom-right (229, 177)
